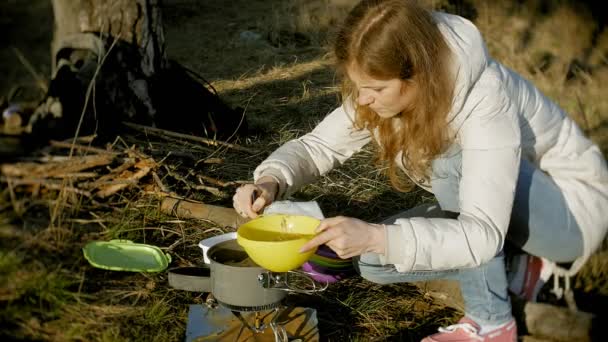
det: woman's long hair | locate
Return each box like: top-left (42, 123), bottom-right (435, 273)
top-left (334, 0), bottom-right (455, 191)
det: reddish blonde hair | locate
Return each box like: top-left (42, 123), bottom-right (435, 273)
top-left (334, 0), bottom-right (455, 191)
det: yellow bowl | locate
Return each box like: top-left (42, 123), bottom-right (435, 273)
top-left (236, 214), bottom-right (320, 272)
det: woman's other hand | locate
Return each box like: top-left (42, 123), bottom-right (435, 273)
top-left (299, 216), bottom-right (386, 259)
top-left (232, 176), bottom-right (278, 218)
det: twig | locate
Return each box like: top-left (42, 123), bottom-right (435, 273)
top-left (96, 158), bottom-right (155, 198)
top-left (1, 154), bottom-right (115, 178)
top-left (50, 140), bottom-right (116, 155)
top-left (204, 92), bottom-right (251, 158)
top-left (66, 218), bottom-right (106, 224)
top-left (6, 178), bottom-right (23, 216)
top-left (4, 177), bottom-right (92, 197)
top-left (200, 227), bottom-right (229, 235)
top-left (575, 93), bottom-right (590, 132)
top-left (25, 155), bottom-right (74, 163)
top-left (51, 172), bottom-right (98, 179)
top-left (163, 165), bottom-right (190, 186)
top-left (89, 211), bottom-right (108, 230)
top-left (163, 165), bottom-right (225, 197)
top-left (122, 121), bottom-right (257, 154)
top-left (164, 238), bottom-right (186, 252)
top-left (84, 180), bottom-right (137, 187)
top-left (197, 174), bottom-right (248, 187)
top-left (68, 135), bottom-right (97, 144)
top-left (152, 171), bottom-right (169, 192)
top-left (80, 158), bottom-right (136, 189)
top-left (148, 134), bottom-right (215, 153)
top-left (11, 47), bottom-right (48, 92)
top-left (192, 184), bottom-right (225, 197)
top-left (198, 157), bottom-right (224, 164)
top-left (49, 183), bottom-right (92, 198)
top-left (162, 220), bottom-right (187, 224)
top-left (115, 226), bottom-right (183, 236)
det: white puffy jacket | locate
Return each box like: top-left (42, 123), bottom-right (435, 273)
top-left (253, 13), bottom-right (608, 277)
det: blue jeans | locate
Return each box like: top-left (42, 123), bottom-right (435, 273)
top-left (355, 156), bottom-right (584, 325)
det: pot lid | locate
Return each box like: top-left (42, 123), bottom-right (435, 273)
top-left (83, 239), bottom-right (171, 272)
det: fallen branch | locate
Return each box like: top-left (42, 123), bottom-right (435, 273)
top-left (159, 197), bottom-right (249, 229)
top-left (2, 177), bottom-right (92, 197)
top-left (123, 121), bottom-right (257, 154)
top-left (51, 172), bottom-right (98, 179)
top-left (96, 158), bottom-right (156, 198)
top-left (1, 153), bottom-right (115, 178)
top-left (80, 158), bottom-right (136, 189)
top-left (50, 140), bottom-right (116, 155)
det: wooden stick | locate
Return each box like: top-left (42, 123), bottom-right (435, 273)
top-left (96, 158), bottom-right (155, 198)
top-left (122, 121), bottom-right (257, 154)
top-left (80, 158), bottom-right (136, 189)
top-left (152, 171), bottom-right (169, 193)
top-left (3, 177), bottom-right (92, 197)
top-left (52, 172), bottom-right (98, 179)
top-left (192, 184), bottom-right (225, 197)
top-left (4, 172), bottom-right (98, 181)
top-left (50, 140), bottom-right (116, 155)
top-left (199, 157), bottom-right (224, 164)
top-left (66, 218), bottom-right (106, 224)
top-left (1, 154), bottom-right (115, 178)
top-left (159, 197), bottom-right (249, 228)
top-left (197, 174), bottom-right (248, 187)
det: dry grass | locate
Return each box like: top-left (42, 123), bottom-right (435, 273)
top-left (1, 0), bottom-right (607, 341)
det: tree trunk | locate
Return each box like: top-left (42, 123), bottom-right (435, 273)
top-left (19, 0), bottom-right (245, 150)
top-left (50, 0), bottom-right (166, 76)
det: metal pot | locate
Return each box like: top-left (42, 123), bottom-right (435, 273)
top-left (207, 239), bottom-right (286, 310)
top-left (168, 238), bottom-right (327, 311)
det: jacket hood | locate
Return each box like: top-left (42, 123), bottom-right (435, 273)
top-left (433, 12), bottom-right (489, 127)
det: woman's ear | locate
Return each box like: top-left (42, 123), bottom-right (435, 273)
top-left (399, 78), bottom-right (415, 94)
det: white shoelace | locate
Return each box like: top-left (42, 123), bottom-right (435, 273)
top-left (438, 323), bottom-right (483, 341)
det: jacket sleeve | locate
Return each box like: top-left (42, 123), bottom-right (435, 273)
top-left (383, 66), bottom-right (522, 271)
top-left (254, 102), bottom-right (372, 198)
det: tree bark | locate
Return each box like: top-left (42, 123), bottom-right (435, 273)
top-left (50, 0), bottom-right (166, 75)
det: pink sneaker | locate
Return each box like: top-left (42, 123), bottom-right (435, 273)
top-left (422, 317), bottom-right (517, 342)
top-left (507, 254), bottom-right (552, 302)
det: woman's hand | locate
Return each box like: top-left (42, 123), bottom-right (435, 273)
top-left (232, 176), bottom-right (279, 218)
top-left (299, 216), bottom-right (386, 259)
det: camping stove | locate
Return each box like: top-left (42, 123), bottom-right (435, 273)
top-left (185, 297), bottom-right (320, 342)
top-left (184, 239), bottom-right (324, 341)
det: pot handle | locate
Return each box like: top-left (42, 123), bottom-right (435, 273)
top-left (258, 269), bottom-right (328, 294)
top-left (167, 266), bottom-right (211, 292)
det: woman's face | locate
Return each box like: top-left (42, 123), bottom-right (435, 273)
top-left (347, 65), bottom-right (417, 118)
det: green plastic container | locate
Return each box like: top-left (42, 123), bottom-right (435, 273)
top-left (83, 239), bottom-right (171, 272)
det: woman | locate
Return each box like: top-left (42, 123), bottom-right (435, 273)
top-left (232, 0), bottom-right (608, 341)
